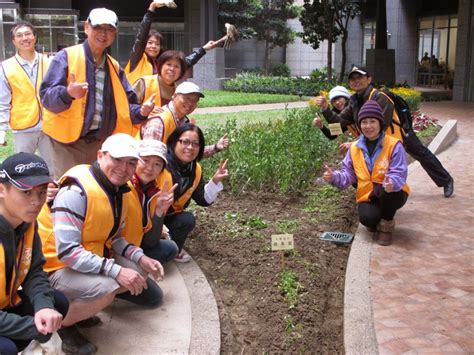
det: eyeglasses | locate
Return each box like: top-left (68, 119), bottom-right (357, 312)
top-left (14, 31), bottom-right (34, 39)
top-left (178, 139), bottom-right (200, 148)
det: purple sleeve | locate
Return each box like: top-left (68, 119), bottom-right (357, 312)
top-left (386, 141), bottom-right (408, 191)
top-left (331, 150), bottom-right (357, 189)
top-left (40, 50), bottom-right (73, 112)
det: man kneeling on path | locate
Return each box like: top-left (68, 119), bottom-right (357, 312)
top-left (38, 133), bottom-right (164, 354)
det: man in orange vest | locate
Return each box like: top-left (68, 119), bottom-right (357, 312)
top-left (0, 153), bottom-right (68, 354)
top-left (40, 8), bottom-right (156, 179)
top-left (0, 22), bottom-right (53, 170)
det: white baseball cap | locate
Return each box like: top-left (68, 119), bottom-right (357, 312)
top-left (138, 139), bottom-right (168, 164)
top-left (101, 133), bottom-right (140, 160)
top-left (87, 8), bottom-right (118, 29)
top-left (175, 81), bottom-right (204, 98)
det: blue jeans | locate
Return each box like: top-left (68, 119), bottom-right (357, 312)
top-left (142, 239), bottom-right (179, 264)
top-left (164, 211), bottom-right (196, 251)
top-left (0, 290), bottom-right (69, 355)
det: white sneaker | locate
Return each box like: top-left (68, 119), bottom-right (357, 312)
top-left (175, 250), bottom-right (191, 263)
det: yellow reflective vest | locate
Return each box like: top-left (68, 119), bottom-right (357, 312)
top-left (156, 165), bottom-right (202, 215)
top-left (38, 165), bottom-right (128, 273)
top-left (1, 54), bottom-right (48, 130)
top-left (351, 134), bottom-right (410, 203)
top-left (0, 223), bottom-right (35, 308)
top-left (125, 53), bottom-right (153, 87)
top-left (369, 88), bottom-right (405, 141)
top-left (42, 44), bottom-right (132, 143)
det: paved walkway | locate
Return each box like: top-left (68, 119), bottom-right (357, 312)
top-left (345, 101), bottom-right (474, 354)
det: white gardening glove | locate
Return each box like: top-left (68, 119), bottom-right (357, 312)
top-left (153, 0), bottom-right (177, 8)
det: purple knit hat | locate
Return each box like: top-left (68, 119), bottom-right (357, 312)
top-left (357, 100), bottom-right (385, 129)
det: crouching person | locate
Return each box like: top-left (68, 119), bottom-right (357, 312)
top-left (37, 134), bottom-right (164, 354)
top-left (0, 153), bottom-right (68, 355)
top-left (323, 101), bottom-right (409, 246)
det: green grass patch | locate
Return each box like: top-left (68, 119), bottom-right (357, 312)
top-left (0, 131), bottom-right (15, 161)
top-left (198, 90), bottom-right (305, 108)
top-left (279, 270), bottom-right (304, 309)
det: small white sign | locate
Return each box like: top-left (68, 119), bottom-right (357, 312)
top-left (328, 123), bottom-right (343, 136)
top-left (271, 234), bottom-right (294, 251)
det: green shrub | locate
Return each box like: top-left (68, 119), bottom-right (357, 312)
top-left (270, 63), bottom-right (291, 77)
top-left (390, 87), bottom-right (423, 112)
top-left (201, 108), bottom-right (338, 194)
top-left (309, 67), bottom-right (333, 82)
top-left (223, 72), bottom-right (336, 96)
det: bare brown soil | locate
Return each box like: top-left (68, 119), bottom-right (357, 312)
top-left (186, 181), bottom-right (358, 353)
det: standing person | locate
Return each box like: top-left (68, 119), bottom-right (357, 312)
top-left (39, 8), bottom-right (155, 179)
top-left (0, 153), bottom-right (68, 355)
top-left (125, 0), bottom-right (218, 85)
top-left (323, 101), bottom-right (410, 246)
top-left (314, 66), bottom-right (454, 197)
top-left (313, 85), bottom-right (358, 154)
top-left (0, 22), bottom-right (53, 170)
top-left (37, 134), bottom-right (164, 354)
top-left (158, 124), bottom-right (229, 262)
top-left (141, 81), bottom-right (229, 158)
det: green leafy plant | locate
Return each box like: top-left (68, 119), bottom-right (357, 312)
top-left (276, 219), bottom-right (299, 234)
top-left (246, 215), bottom-right (268, 229)
top-left (269, 63), bottom-right (291, 77)
top-left (278, 270), bottom-right (304, 309)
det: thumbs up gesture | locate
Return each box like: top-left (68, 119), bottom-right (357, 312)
top-left (383, 176), bottom-right (394, 193)
top-left (322, 164), bottom-right (333, 182)
top-left (314, 91), bottom-right (328, 110)
top-left (67, 73), bottom-right (88, 99)
top-left (140, 93), bottom-right (157, 117)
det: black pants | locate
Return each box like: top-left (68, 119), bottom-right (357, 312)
top-left (164, 211), bottom-right (196, 251)
top-left (0, 289), bottom-right (69, 355)
top-left (403, 129), bottom-right (452, 187)
top-left (358, 190), bottom-right (408, 228)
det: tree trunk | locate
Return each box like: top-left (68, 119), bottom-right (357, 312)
top-left (327, 11), bottom-right (334, 80)
top-left (339, 31), bottom-right (348, 82)
top-left (264, 38), bottom-right (271, 73)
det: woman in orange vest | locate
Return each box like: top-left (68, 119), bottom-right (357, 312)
top-left (323, 101), bottom-right (409, 246)
top-left (125, 1), bottom-right (218, 86)
top-left (157, 124), bottom-right (229, 262)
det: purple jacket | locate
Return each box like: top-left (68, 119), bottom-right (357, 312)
top-left (330, 133), bottom-right (408, 196)
top-left (40, 41), bottom-right (146, 140)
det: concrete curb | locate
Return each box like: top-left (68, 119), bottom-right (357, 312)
top-left (177, 258), bottom-right (221, 354)
top-left (343, 121), bottom-right (458, 354)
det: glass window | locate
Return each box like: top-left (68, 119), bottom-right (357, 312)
top-left (0, 8), bottom-right (19, 60)
top-left (362, 21), bottom-right (375, 63)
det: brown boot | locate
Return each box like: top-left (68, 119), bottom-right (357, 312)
top-left (375, 219), bottom-right (395, 246)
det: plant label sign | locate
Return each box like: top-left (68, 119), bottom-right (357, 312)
top-left (271, 234), bottom-right (294, 251)
top-left (328, 123), bottom-right (343, 136)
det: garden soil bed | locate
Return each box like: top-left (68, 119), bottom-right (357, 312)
top-left (186, 182), bottom-right (359, 353)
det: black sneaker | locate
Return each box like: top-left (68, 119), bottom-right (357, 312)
top-left (76, 316), bottom-right (102, 328)
top-left (58, 325), bottom-right (97, 354)
top-left (443, 178), bottom-right (454, 198)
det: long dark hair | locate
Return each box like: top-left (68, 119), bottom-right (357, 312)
top-left (167, 123), bottom-right (205, 162)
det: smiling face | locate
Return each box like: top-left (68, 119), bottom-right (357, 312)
top-left (97, 151), bottom-right (138, 187)
top-left (360, 118), bottom-right (382, 141)
top-left (84, 22), bottom-right (117, 54)
top-left (136, 156), bottom-right (165, 184)
top-left (145, 35), bottom-right (161, 60)
top-left (349, 73), bottom-right (372, 94)
top-left (0, 183), bottom-right (47, 227)
top-left (12, 25), bottom-right (37, 54)
top-left (174, 130), bottom-right (201, 164)
top-left (172, 93), bottom-right (200, 119)
top-left (159, 58), bottom-right (182, 85)
top-left (331, 96), bottom-right (349, 112)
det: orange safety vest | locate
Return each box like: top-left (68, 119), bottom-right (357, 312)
top-left (369, 88), bottom-right (405, 141)
top-left (156, 165), bottom-right (202, 215)
top-left (142, 110), bottom-right (177, 143)
top-left (38, 165), bottom-right (128, 273)
top-left (351, 134), bottom-right (410, 203)
top-left (0, 223), bottom-right (35, 308)
top-left (132, 74), bottom-right (163, 138)
top-left (122, 181), bottom-right (159, 246)
top-left (42, 44), bottom-right (132, 143)
top-left (1, 54), bottom-right (48, 130)
top-left (124, 53), bottom-right (153, 87)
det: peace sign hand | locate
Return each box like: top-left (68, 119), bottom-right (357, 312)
top-left (212, 159), bottom-right (229, 184)
top-left (155, 181), bottom-right (178, 216)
